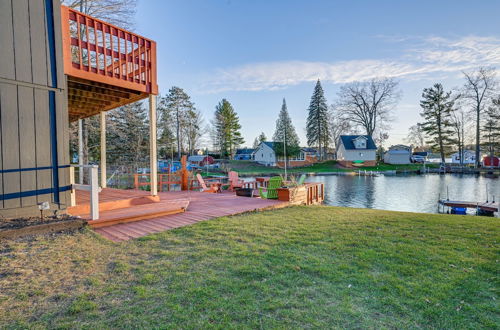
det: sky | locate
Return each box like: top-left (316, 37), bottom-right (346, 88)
top-left (135, 0), bottom-right (500, 148)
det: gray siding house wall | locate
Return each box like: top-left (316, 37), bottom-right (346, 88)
top-left (0, 0), bottom-right (70, 218)
top-left (253, 142), bottom-right (276, 166)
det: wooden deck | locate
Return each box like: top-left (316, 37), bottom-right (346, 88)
top-left (93, 191), bottom-right (288, 242)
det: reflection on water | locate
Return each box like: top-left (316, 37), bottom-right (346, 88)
top-left (306, 174), bottom-right (500, 214)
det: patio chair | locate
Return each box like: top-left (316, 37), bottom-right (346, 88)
top-left (297, 174), bottom-right (307, 185)
top-left (228, 171), bottom-right (245, 191)
top-left (259, 176), bottom-right (283, 199)
top-left (196, 174), bottom-right (219, 193)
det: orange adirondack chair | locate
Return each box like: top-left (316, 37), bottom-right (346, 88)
top-left (228, 171), bottom-right (245, 191)
top-left (196, 174), bottom-right (219, 193)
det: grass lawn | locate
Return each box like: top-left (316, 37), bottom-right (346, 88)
top-left (0, 206), bottom-right (498, 328)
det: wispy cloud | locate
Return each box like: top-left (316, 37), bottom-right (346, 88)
top-left (198, 36), bottom-right (500, 93)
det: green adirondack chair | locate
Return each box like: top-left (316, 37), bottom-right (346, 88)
top-left (297, 174), bottom-right (307, 185)
top-left (259, 177), bottom-right (283, 199)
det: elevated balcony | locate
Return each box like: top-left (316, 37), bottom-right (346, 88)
top-left (60, 6), bottom-right (158, 121)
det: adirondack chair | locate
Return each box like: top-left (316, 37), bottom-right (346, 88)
top-left (297, 174), bottom-right (307, 185)
top-left (228, 171), bottom-right (245, 191)
top-left (259, 177), bottom-right (283, 199)
top-left (196, 174), bottom-right (219, 193)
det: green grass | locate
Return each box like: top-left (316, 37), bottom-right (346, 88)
top-left (0, 207), bottom-right (498, 328)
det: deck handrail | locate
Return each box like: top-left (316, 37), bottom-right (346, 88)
top-left (70, 165), bottom-right (100, 220)
top-left (60, 5), bottom-right (158, 95)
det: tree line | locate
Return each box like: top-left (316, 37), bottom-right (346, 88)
top-left (407, 67), bottom-right (499, 167)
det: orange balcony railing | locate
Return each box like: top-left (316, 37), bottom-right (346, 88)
top-left (60, 5), bottom-right (158, 95)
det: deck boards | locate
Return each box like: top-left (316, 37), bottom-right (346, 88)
top-left (93, 190), bottom-right (287, 242)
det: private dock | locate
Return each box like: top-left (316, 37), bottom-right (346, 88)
top-left (438, 199), bottom-right (499, 216)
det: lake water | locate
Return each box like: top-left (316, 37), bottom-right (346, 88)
top-left (305, 173), bottom-right (500, 214)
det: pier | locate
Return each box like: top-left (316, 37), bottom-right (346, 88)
top-left (438, 199), bottom-right (499, 217)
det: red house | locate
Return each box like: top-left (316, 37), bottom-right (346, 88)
top-left (188, 155), bottom-right (215, 167)
top-left (483, 156), bottom-right (500, 167)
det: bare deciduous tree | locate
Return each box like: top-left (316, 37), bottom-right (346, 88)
top-left (461, 67), bottom-right (497, 167)
top-left (61, 0), bottom-right (137, 29)
top-left (336, 78), bottom-right (400, 137)
top-left (451, 110), bottom-right (466, 166)
top-left (328, 106), bottom-right (351, 151)
top-left (405, 124), bottom-right (426, 148)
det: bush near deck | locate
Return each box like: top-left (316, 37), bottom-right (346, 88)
top-left (0, 206), bottom-right (498, 328)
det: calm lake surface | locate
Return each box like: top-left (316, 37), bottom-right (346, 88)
top-left (305, 174), bottom-right (500, 214)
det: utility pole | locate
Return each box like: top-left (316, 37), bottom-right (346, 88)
top-left (284, 124), bottom-right (287, 181)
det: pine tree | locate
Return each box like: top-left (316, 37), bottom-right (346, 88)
top-left (157, 95), bottom-right (176, 159)
top-left (483, 98), bottom-right (500, 160)
top-left (183, 107), bottom-right (204, 155)
top-left (253, 132), bottom-right (267, 149)
top-left (212, 99), bottom-right (244, 158)
top-left (306, 80), bottom-right (329, 159)
top-left (163, 86), bottom-right (195, 159)
top-left (107, 102), bottom-right (149, 170)
top-left (419, 83), bottom-right (455, 163)
top-left (273, 98), bottom-right (300, 157)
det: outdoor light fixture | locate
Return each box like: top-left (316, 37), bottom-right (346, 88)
top-left (38, 201), bottom-right (50, 220)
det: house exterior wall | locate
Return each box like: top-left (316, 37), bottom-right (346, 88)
top-left (234, 154), bottom-right (253, 160)
top-left (384, 152), bottom-right (411, 164)
top-left (0, 0), bottom-right (70, 218)
top-left (337, 143), bottom-right (377, 167)
top-left (337, 144), bottom-right (376, 162)
top-left (276, 154), bottom-right (318, 168)
top-left (253, 144), bottom-right (276, 166)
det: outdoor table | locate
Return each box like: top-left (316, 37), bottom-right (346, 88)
top-left (242, 181), bottom-right (257, 189)
top-left (255, 177), bottom-right (270, 188)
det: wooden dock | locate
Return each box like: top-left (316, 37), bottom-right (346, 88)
top-left (438, 199), bottom-right (499, 215)
top-left (91, 191), bottom-right (289, 242)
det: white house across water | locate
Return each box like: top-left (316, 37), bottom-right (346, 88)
top-left (336, 135), bottom-right (377, 167)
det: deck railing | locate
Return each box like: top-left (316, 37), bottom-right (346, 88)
top-left (60, 5), bottom-right (158, 94)
top-left (305, 183), bottom-right (324, 205)
top-left (70, 165), bottom-right (101, 220)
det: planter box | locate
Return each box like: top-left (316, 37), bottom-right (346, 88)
top-left (277, 186), bottom-right (308, 204)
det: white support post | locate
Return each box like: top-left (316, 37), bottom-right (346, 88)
top-left (100, 111), bottom-right (107, 188)
top-left (69, 166), bottom-right (76, 206)
top-left (90, 166), bottom-right (99, 220)
top-left (149, 94), bottom-right (158, 196)
top-left (78, 119), bottom-right (84, 184)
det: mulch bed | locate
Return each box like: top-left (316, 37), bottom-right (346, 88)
top-left (0, 215), bottom-right (86, 240)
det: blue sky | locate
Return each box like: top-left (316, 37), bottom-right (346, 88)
top-left (136, 0), bottom-right (500, 148)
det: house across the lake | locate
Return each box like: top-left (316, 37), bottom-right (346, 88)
top-left (253, 142), bottom-right (319, 167)
top-left (233, 148), bottom-right (255, 160)
top-left (188, 155), bottom-right (215, 167)
top-left (451, 150), bottom-right (476, 165)
top-left (254, 142), bottom-right (277, 166)
top-left (336, 135), bottom-right (377, 167)
top-left (384, 145), bottom-right (412, 164)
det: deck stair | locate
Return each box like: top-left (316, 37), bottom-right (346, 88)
top-left (67, 188), bottom-right (189, 228)
top-left (87, 199), bottom-right (189, 228)
top-left (68, 194), bottom-right (160, 216)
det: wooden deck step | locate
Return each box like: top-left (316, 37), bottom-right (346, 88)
top-left (87, 200), bottom-right (190, 228)
top-left (68, 195), bottom-right (160, 216)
